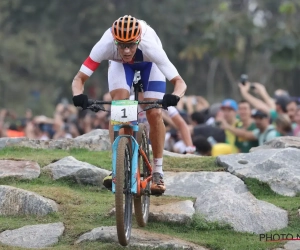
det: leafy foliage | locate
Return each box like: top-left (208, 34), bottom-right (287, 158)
top-left (0, 0), bottom-right (300, 114)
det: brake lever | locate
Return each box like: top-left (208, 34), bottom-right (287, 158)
top-left (87, 104), bottom-right (106, 112)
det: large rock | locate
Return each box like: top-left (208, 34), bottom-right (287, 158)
top-left (274, 240), bottom-right (300, 250)
top-left (164, 171), bottom-right (288, 234)
top-left (0, 137), bottom-right (27, 150)
top-left (0, 222), bottom-right (64, 249)
top-left (250, 136), bottom-right (300, 152)
top-left (0, 160), bottom-right (40, 179)
top-left (43, 156), bottom-right (110, 186)
top-left (108, 200), bottom-right (195, 224)
top-left (75, 226), bottom-right (207, 250)
top-left (149, 200), bottom-right (195, 224)
top-left (0, 185), bottom-right (58, 216)
top-left (217, 148), bottom-right (300, 196)
top-left (73, 129), bottom-right (111, 151)
top-left (2, 129), bottom-right (111, 151)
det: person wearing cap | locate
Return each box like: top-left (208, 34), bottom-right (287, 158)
top-left (220, 109), bottom-right (278, 146)
top-left (219, 99), bottom-right (241, 153)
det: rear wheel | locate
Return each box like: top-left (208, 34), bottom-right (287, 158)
top-left (115, 137), bottom-right (132, 246)
top-left (134, 124), bottom-right (151, 227)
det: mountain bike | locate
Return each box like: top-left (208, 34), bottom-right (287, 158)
top-left (86, 71), bottom-right (165, 246)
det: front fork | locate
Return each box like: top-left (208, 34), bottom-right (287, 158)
top-left (112, 124), bottom-right (139, 195)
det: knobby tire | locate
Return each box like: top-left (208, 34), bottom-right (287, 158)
top-left (134, 123), bottom-right (151, 227)
top-left (115, 137), bottom-right (132, 246)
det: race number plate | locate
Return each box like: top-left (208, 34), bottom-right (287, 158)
top-left (111, 100), bottom-right (138, 125)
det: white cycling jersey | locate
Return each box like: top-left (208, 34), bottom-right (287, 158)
top-left (79, 20), bottom-right (179, 81)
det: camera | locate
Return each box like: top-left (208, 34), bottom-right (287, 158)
top-left (240, 74), bottom-right (248, 85)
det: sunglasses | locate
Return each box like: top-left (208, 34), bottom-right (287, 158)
top-left (115, 40), bottom-right (139, 49)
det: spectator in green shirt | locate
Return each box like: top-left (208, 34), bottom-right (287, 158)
top-left (220, 109), bottom-right (279, 147)
top-left (235, 100), bottom-right (258, 153)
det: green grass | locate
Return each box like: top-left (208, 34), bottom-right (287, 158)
top-left (163, 155), bottom-right (223, 172)
top-left (0, 146), bottom-right (112, 170)
top-left (0, 146), bottom-right (223, 172)
top-left (0, 147), bottom-right (299, 249)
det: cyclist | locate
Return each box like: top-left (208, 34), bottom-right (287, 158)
top-left (71, 15), bottom-right (187, 194)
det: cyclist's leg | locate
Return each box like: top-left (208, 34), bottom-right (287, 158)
top-left (140, 63), bottom-right (166, 193)
top-left (108, 61), bottom-right (135, 141)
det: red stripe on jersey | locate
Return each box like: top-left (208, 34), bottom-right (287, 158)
top-left (83, 56), bottom-right (100, 71)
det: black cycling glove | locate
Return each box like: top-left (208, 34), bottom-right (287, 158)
top-left (162, 94), bottom-right (180, 109)
top-left (72, 94), bottom-right (88, 109)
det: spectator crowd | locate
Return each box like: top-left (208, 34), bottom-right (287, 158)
top-left (1, 81), bottom-right (300, 157)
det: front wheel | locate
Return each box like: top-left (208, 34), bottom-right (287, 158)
top-left (115, 137), bottom-right (132, 246)
top-left (134, 123), bottom-right (151, 227)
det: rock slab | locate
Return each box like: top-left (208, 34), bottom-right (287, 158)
top-left (149, 200), bottom-right (195, 224)
top-left (0, 137), bottom-right (27, 150)
top-left (164, 171), bottom-right (288, 234)
top-left (43, 156), bottom-right (110, 186)
top-left (0, 222), bottom-right (64, 249)
top-left (75, 226), bottom-right (207, 249)
top-left (217, 148), bottom-right (300, 196)
top-left (273, 240), bottom-right (300, 250)
top-left (0, 185), bottom-right (58, 216)
top-left (109, 200), bottom-right (195, 224)
top-left (0, 129), bottom-right (111, 151)
top-left (0, 160), bottom-right (40, 179)
top-left (251, 136), bottom-right (300, 152)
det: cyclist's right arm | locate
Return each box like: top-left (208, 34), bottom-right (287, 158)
top-left (72, 71), bottom-right (89, 95)
top-left (72, 28), bottom-right (114, 95)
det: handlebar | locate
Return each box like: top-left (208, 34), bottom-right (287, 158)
top-left (86, 99), bottom-right (164, 113)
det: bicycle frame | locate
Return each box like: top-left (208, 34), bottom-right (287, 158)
top-left (111, 123), bottom-right (153, 196)
top-left (111, 124), bottom-right (140, 195)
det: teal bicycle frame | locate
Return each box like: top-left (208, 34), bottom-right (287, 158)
top-left (111, 124), bottom-right (140, 195)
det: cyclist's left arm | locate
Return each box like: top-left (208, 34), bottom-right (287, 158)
top-left (169, 75), bottom-right (187, 98)
top-left (147, 47), bottom-right (187, 98)
top-left (141, 30), bottom-right (187, 97)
